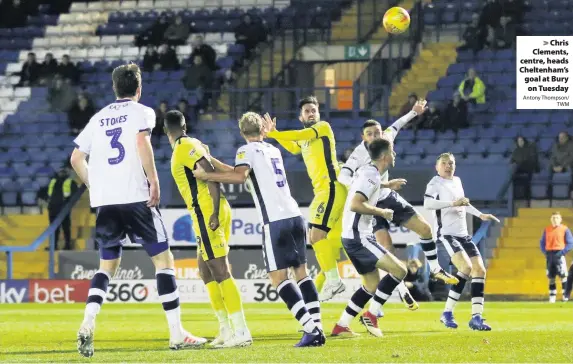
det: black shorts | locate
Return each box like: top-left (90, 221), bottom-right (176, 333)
top-left (342, 235), bottom-right (388, 275)
top-left (262, 216), bottom-right (307, 272)
top-left (95, 201), bottom-right (169, 260)
top-left (546, 251), bottom-right (567, 278)
top-left (373, 191), bottom-right (417, 232)
top-left (438, 235), bottom-right (480, 259)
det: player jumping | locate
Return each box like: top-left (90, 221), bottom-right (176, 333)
top-left (424, 153), bottom-right (499, 331)
top-left (332, 138), bottom-right (407, 337)
top-left (163, 110), bottom-right (251, 348)
top-left (265, 96), bottom-right (347, 301)
top-left (193, 112), bottom-right (326, 347)
top-left (70, 63), bottom-right (206, 358)
top-left (337, 109), bottom-right (424, 314)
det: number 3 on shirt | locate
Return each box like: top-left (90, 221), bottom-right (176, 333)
top-left (106, 127), bottom-right (125, 165)
top-left (271, 158), bottom-right (286, 187)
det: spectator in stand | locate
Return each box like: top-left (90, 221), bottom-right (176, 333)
top-left (157, 43), bottom-right (180, 71)
top-left (163, 15), bottom-right (191, 46)
top-left (182, 55), bottom-right (214, 112)
top-left (176, 99), bottom-right (193, 129)
top-left (46, 166), bottom-right (78, 250)
top-left (153, 100), bottom-right (168, 138)
top-left (502, 0), bottom-right (527, 24)
top-left (458, 13), bottom-right (486, 54)
top-left (480, 0), bottom-right (502, 29)
top-left (442, 91), bottom-right (469, 132)
top-left (58, 55), bottom-right (79, 84)
top-left (16, 52), bottom-right (41, 86)
top-left (47, 76), bottom-right (75, 112)
top-left (39, 52), bottom-right (59, 85)
top-left (550, 132), bottom-right (573, 173)
top-left (458, 68), bottom-right (486, 104)
top-left (142, 45), bottom-right (159, 72)
top-left (190, 34), bottom-right (217, 71)
top-left (487, 16), bottom-right (516, 49)
top-left (418, 102), bottom-right (442, 131)
top-left (509, 136), bottom-right (539, 199)
top-left (234, 14), bottom-right (267, 58)
top-left (400, 92), bottom-right (418, 118)
top-left (0, 0), bottom-right (29, 28)
top-left (67, 93), bottom-right (95, 136)
top-left (135, 15), bottom-right (170, 47)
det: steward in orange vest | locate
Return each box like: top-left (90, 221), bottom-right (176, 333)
top-left (540, 212), bottom-right (573, 303)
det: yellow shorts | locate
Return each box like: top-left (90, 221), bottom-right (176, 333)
top-left (192, 198), bottom-right (231, 261)
top-left (308, 181), bottom-right (347, 233)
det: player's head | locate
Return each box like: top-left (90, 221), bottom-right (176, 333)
top-left (368, 138), bottom-right (394, 169)
top-left (436, 152), bottom-right (455, 178)
top-left (551, 211), bottom-right (562, 227)
top-left (238, 111), bottom-right (264, 141)
top-left (361, 119), bottom-right (382, 144)
top-left (163, 110), bottom-right (187, 141)
top-left (112, 63), bottom-right (142, 101)
top-left (298, 96), bottom-right (320, 127)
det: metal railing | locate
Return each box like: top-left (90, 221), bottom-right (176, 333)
top-left (0, 185), bottom-right (87, 279)
top-left (227, 84), bottom-right (390, 120)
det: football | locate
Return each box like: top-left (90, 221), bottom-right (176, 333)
top-left (382, 6), bottom-right (411, 34)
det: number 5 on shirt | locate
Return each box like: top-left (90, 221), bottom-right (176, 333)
top-left (271, 157), bottom-right (286, 187)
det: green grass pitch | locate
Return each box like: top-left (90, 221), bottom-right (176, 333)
top-left (1, 302), bottom-right (572, 363)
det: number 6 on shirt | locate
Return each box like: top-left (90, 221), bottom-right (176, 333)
top-left (271, 157), bottom-right (286, 187)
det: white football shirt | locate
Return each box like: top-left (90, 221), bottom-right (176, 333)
top-left (424, 176), bottom-right (469, 238)
top-left (342, 164), bottom-right (382, 240)
top-left (73, 99), bottom-right (156, 208)
top-left (234, 141), bottom-right (301, 224)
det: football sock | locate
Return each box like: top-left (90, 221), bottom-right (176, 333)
top-left (368, 274), bottom-right (401, 316)
top-left (338, 286), bottom-right (372, 327)
top-left (396, 281), bottom-right (409, 296)
top-left (205, 281), bottom-right (230, 330)
top-left (444, 271), bottom-right (469, 312)
top-left (313, 239), bottom-right (339, 280)
top-left (471, 277), bottom-right (486, 316)
top-left (277, 280), bottom-right (317, 334)
top-left (298, 276), bottom-right (322, 329)
top-left (420, 237), bottom-right (440, 271)
top-left (84, 270), bottom-right (110, 324)
top-left (561, 276), bottom-right (568, 296)
top-left (156, 268), bottom-right (182, 337)
top-left (220, 278), bottom-right (248, 332)
top-left (314, 271), bottom-right (326, 292)
top-left (549, 278), bottom-right (557, 300)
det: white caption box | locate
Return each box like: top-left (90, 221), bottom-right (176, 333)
top-left (516, 36), bottom-right (573, 109)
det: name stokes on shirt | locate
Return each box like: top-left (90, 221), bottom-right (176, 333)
top-left (99, 115), bottom-right (128, 127)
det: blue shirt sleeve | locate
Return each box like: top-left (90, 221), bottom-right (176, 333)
top-left (540, 230), bottom-right (546, 254)
top-left (563, 228), bottom-right (573, 254)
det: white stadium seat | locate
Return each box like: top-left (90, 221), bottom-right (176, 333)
top-left (0, 88), bottom-right (14, 98)
top-left (70, 48), bottom-right (89, 61)
top-left (221, 33), bottom-right (234, 43)
top-left (122, 46), bottom-right (140, 60)
top-left (66, 36), bottom-right (84, 48)
top-left (120, 1), bottom-right (137, 10)
top-left (49, 37), bottom-right (67, 48)
top-left (61, 25), bottom-right (78, 36)
top-left (188, 0), bottom-right (206, 9)
top-left (103, 0), bottom-right (121, 10)
top-left (212, 43), bottom-right (228, 56)
top-left (58, 13), bottom-right (75, 25)
top-left (204, 33), bottom-right (222, 44)
top-left (52, 49), bottom-right (69, 60)
top-left (8, 76), bottom-right (20, 86)
top-left (87, 2), bottom-right (104, 12)
top-left (154, 0), bottom-right (170, 10)
top-left (45, 25), bottom-right (63, 37)
top-left (85, 36), bottom-right (102, 48)
top-left (117, 35), bottom-right (134, 46)
top-left (88, 48), bottom-right (105, 60)
top-left (32, 38), bottom-right (49, 48)
top-left (70, 2), bottom-right (89, 13)
top-left (101, 36), bottom-right (118, 47)
top-left (14, 87), bottom-right (31, 99)
top-left (1, 100), bottom-right (19, 112)
top-left (77, 24), bottom-right (97, 35)
top-left (35, 50), bottom-right (48, 61)
top-left (138, 1), bottom-right (154, 10)
top-left (170, 0), bottom-right (188, 9)
top-left (104, 47), bottom-right (123, 60)
top-left (222, 0), bottom-right (238, 8)
top-left (177, 44), bottom-right (192, 57)
top-left (6, 63), bottom-right (22, 74)
top-left (256, 0), bottom-right (273, 6)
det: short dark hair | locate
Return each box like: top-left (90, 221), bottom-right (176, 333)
top-left (112, 63), bottom-right (141, 98)
top-left (164, 110), bottom-right (186, 134)
top-left (362, 119), bottom-right (380, 134)
top-left (367, 138), bottom-right (391, 160)
top-left (298, 95), bottom-right (319, 110)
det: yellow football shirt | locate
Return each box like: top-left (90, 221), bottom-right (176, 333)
top-left (267, 121), bottom-right (340, 191)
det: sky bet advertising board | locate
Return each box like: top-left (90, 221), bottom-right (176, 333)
top-left (122, 206), bottom-right (471, 247)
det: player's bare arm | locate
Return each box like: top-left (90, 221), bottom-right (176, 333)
top-left (136, 130), bottom-right (160, 207)
top-left (381, 178), bottom-right (407, 191)
top-left (197, 158), bottom-right (221, 231)
top-left (350, 192), bottom-right (394, 221)
top-left (70, 148), bottom-right (90, 189)
top-left (210, 157), bottom-right (235, 173)
top-left (193, 165), bottom-right (250, 185)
